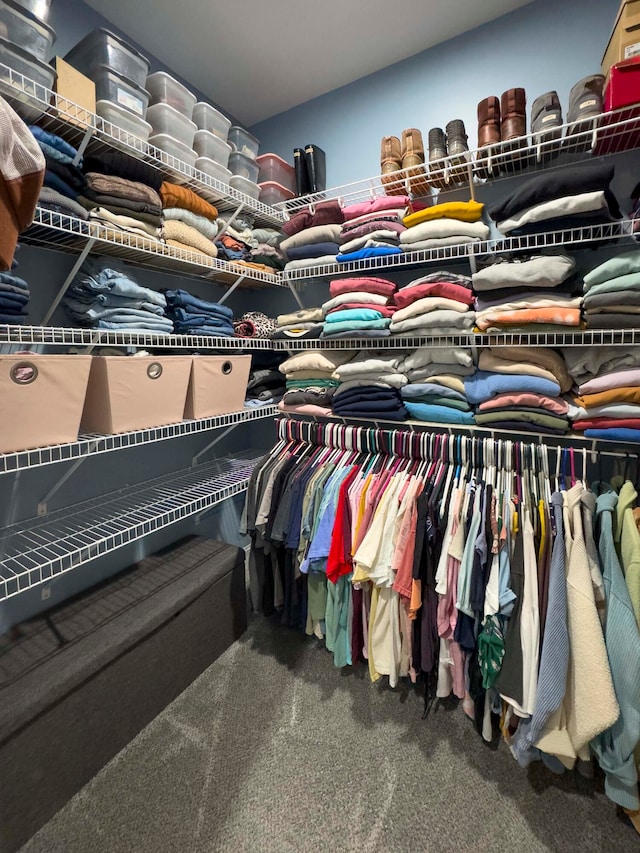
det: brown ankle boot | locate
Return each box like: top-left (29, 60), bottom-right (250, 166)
top-left (478, 96), bottom-right (501, 147)
top-left (380, 135), bottom-right (402, 194)
top-left (401, 127), bottom-right (430, 197)
top-left (501, 88), bottom-right (527, 141)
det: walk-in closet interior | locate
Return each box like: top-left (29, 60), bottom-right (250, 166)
top-left (1, 0), bottom-right (640, 850)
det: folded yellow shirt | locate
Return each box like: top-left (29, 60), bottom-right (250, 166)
top-left (403, 199), bottom-right (484, 227)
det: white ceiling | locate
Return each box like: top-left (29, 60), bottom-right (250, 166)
top-left (86, 0), bottom-right (532, 126)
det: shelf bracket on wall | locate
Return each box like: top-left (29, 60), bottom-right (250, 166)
top-left (218, 274), bottom-right (246, 305)
top-left (37, 441), bottom-right (101, 516)
top-left (41, 238), bottom-right (96, 325)
top-left (216, 203), bottom-right (245, 241)
top-left (191, 424), bottom-right (240, 467)
top-left (73, 125), bottom-right (95, 166)
top-left (284, 275), bottom-right (305, 309)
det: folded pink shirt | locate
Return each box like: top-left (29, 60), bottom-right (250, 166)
top-left (578, 367), bottom-right (640, 395)
top-left (329, 277), bottom-right (397, 298)
top-left (326, 303), bottom-right (396, 317)
top-left (478, 392), bottom-right (569, 415)
top-left (342, 196), bottom-right (410, 220)
top-left (395, 281), bottom-right (474, 308)
top-left (278, 401), bottom-right (332, 417)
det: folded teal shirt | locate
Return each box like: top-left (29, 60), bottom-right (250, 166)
top-left (324, 308), bottom-right (383, 323)
top-left (405, 402), bottom-right (476, 425)
top-left (584, 250), bottom-right (640, 287)
top-left (322, 318), bottom-right (391, 335)
top-left (583, 271), bottom-right (640, 298)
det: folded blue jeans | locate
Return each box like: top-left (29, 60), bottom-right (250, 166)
top-left (165, 289), bottom-right (233, 319)
top-left (96, 320), bottom-right (172, 332)
top-left (0, 293), bottom-right (29, 308)
top-left (0, 273), bottom-right (29, 289)
top-left (79, 266), bottom-right (165, 305)
top-left (174, 325), bottom-right (235, 337)
top-left (0, 313), bottom-right (25, 324)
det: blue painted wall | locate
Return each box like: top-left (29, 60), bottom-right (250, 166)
top-left (250, 0), bottom-right (620, 186)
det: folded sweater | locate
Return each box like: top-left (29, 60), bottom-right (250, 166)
top-left (464, 371), bottom-right (561, 404)
top-left (280, 224), bottom-right (343, 252)
top-left (472, 254), bottom-right (575, 291)
top-left (85, 173), bottom-right (162, 207)
top-left (404, 402), bottom-right (475, 425)
top-left (403, 200), bottom-right (484, 227)
top-left (393, 297), bottom-right (471, 321)
top-left (163, 207), bottom-right (219, 240)
top-left (160, 182), bottom-right (218, 220)
top-left (163, 220), bottom-right (217, 257)
top-left (401, 219), bottom-right (489, 243)
top-left (497, 190), bottom-right (615, 234)
top-left (584, 249), bottom-right (640, 287)
top-left (343, 195), bottom-right (410, 220)
top-left (329, 277), bottom-right (396, 298)
top-left (395, 281), bottom-right (474, 308)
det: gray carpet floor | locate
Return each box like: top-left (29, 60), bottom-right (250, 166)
top-left (21, 617), bottom-right (639, 853)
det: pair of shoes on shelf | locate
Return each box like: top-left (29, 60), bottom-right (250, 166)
top-left (293, 144), bottom-right (326, 197)
top-left (381, 128), bottom-right (430, 197)
top-left (427, 121), bottom-right (469, 189)
top-left (477, 89), bottom-right (527, 176)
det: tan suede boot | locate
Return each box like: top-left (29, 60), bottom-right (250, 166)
top-left (380, 135), bottom-right (402, 195)
top-left (401, 127), bottom-right (430, 197)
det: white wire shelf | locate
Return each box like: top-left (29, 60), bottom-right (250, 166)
top-left (24, 207), bottom-right (285, 288)
top-left (282, 220), bottom-right (635, 282)
top-left (0, 453), bottom-right (261, 602)
top-left (278, 105), bottom-right (640, 213)
top-left (0, 63), bottom-right (282, 228)
top-left (0, 406), bottom-right (278, 475)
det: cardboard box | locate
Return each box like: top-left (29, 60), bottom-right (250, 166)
top-left (50, 56), bottom-right (96, 128)
top-left (603, 0), bottom-right (640, 76)
top-left (605, 56), bottom-right (640, 110)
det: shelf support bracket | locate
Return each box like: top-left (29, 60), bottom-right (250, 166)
top-left (37, 440), bottom-right (100, 516)
top-left (191, 424), bottom-right (239, 467)
top-left (216, 203), bottom-right (245, 241)
top-left (73, 125), bottom-right (94, 166)
top-left (41, 238), bottom-right (96, 325)
top-left (285, 275), bottom-right (305, 309)
top-left (218, 274), bottom-right (246, 305)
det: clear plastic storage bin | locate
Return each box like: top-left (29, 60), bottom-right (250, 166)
top-left (227, 125), bottom-right (259, 159)
top-left (96, 100), bottom-right (152, 146)
top-left (92, 65), bottom-right (150, 117)
top-left (193, 129), bottom-right (231, 167)
top-left (195, 157), bottom-right (232, 191)
top-left (12, 0), bottom-right (51, 23)
top-left (229, 175), bottom-right (260, 201)
top-left (148, 132), bottom-right (196, 170)
top-left (146, 102), bottom-right (196, 147)
top-left (64, 29), bottom-right (149, 88)
top-left (0, 36), bottom-right (56, 120)
top-left (192, 101), bottom-right (231, 141)
top-left (228, 151), bottom-right (259, 182)
top-left (0, 0), bottom-right (55, 61)
top-left (257, 153), bottom-right (295, 193)
top-left (259, 181), bottom-right (295, 206)
top-left (146, 71), bottom-right (196, 119)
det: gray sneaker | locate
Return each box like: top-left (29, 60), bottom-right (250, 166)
top-left (566, 74), bottom-right (604, 150)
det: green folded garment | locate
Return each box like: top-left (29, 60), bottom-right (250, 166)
top-left (474, 410), bottom-right (568, 430)
top-left (285, 378), bottom-right (340, 390)
top-left (322, 318), bottom-right (391, 335)
top-left (584, 249), bottom-right (640, 287)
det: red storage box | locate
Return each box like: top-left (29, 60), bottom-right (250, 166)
top-left (256, 153), bottom-right (295, 193)
top-left (605, 56), bottom-right (640, 109)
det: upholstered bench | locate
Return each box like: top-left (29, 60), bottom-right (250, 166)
top-left (0, 536), bottom-right (247, 853)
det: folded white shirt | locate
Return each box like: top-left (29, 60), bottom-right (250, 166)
top-left (401, 219), bottom-right (490, 243)
top-left (497, 190), bottom-right (612, 234)
top-left (393, 297), bottom-right (471, 322)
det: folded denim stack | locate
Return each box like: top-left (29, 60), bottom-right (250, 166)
top-left (30, 127), bottom-right (87, 220)
top-left (465, 346), bottom-right (572, 434)
top-left (164, 289), bottom-right (233, 337)
top-left (0, 271), bottom-right (30, 325)
top-left (321, 276), bottom-right (397, 340)
top-left (473, 254), bottom-right (580, 332)
top-left (64, 261), bottom-right (172, 332)
top-left (280, 200), bottom-right (344, 271)
top-left (400, 199), bottom-right (489, 253)
top-left (582, 250), bottom-right (640, 330)
top-left (336, 195), bottom-right (410, 263)
top-left (232, 311), bottom-right (277, 338)
top-left (78, 173), bottom-right (163, 242)
top-left (277, 350), bottom-right (350, 416)
top-left (489, 162), bottom-right (621, 237)
top-left (160, 182), bottom-right (219, 260)
top-left (331, 350), bottom-right (408, 422)
top-left (398, 346), bottom-right (476, 424)
top-left (273, 307), bottom-right (324, 340)
top-left (390, 270), bottom-right (475, 337)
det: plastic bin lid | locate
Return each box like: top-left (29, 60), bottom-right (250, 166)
top-left (229, 125), bottom-right (259, 144)
top-left (3, 35), bottom-right (57, 78)
top-left (3, 0), bottom-right (56, 40)
top-left (65, 28), bottom-right (147, 65)
top-left (257, 153), bottom-right (293, 167)
top-left (93, 64), bottom-right (150, 96)
top-left (146, 70), bottom-right (195, 96)
top-left (259, 180), bottom-right (295, 199)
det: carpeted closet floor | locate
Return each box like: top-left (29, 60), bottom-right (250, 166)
top-left (21, 616), bottom-right (639, 853)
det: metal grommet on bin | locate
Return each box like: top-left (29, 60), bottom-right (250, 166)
top-left (147, 362), bottom-right (163, 379)
top-left (222, 361), bottom-right (233, 375)
top-left (10, 362), bottom-right (38, 385)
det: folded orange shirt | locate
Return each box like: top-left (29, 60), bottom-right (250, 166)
top-left (576, 386), bottom-right (640, 408)
top-left (475, 307), bottom-right (581, 330)
top-left (160, 182), bottom-right (218, 221)
top-left (403, 200), bottom-right (483, 227)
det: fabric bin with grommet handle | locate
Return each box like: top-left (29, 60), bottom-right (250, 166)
top-left (184, 355), bottom-right (251, 419)
top-left (0, 354), bottom-right (92, 453)
top-left (80, 355), bottom-right (193, 434)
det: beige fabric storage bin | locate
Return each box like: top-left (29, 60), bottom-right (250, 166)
top-left (0, 355), bottom-right (92, 453)
top-left (81, 356), bottom-right (192, 434)
top-left (184, 355), bottom-right (251, 419)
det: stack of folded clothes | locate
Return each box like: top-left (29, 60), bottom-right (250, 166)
top-left (79, 173), bottom-right (163, 242)
top-left (273, 307), bottom-right (324, 340)
top-left (582, 249), bottom-right (640, 330)
top-left (0, 269), bottom-right (30, 326)
top-left (331, 350), bottom-right (408, 422)
top-left (489, 162), bottom-right (621, 237)
top-left (390, 270), bottom-right (475, 338)
top-left (336, 195), bottom-right (410, 263)
top-left (473, 253), bottom-right (581, 332)
top-left (464, 346), bottom-right (572, 434)
top-left (244, 352), bottom-right (287, 408)
top-left (249, 226), bottom-right (286, 272)
top-left (398, 345), bottom-right (476, 423)
top-left (30, 127), bottom-right (88, 220)
top-left (321, 276), bottom-right (397, 340)
top-left (232, 311), bottom-right (277, 338)
top-left (277, 350), bottom-right (350, 416)
top-left (164, 288), bottom-right (233, 337)
top-left (215, 214), bottom-right (255, 265)
top-left (160, 182), bottom-right (219, 261)
top-left (400, 199), bottom-right (489, 253)
top-left (280, 200), bottom-right (344, 272)
top-left (63, 261), bottom-right (172, 333)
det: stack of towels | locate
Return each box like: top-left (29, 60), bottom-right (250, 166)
top-left (390, 270), bottom-right (475, 338)
top-left (64, 261), bottom-right (172, 333)
top-left (321, 276), bottom-right (397, 340)
top-left (489, 162), bottom-right (621, 238)
top-left (400, 200), bottom-right (489, 254)
top-left (160, 182), bottom-right (219, 261)
top-left (582, 249), bottom-right (640, 330)
top-left (567, 344), bottom-right (640, 442)
top-left (473, 254), bottom-right (581, 332)
top-left (30, 126), bottom-right (88, 222)
top-left (277, 350), bottom-right (350, 416)
top-left (464, 346), bottom-right (572, 434)
top-left (273, 307), bottom-right (324, 340)
top-left (245, 352), bottom-right (287, 409)
top-left (0, 268), bottom-right (30, 326)
top-left (336, 195), bottom-right (409, 263)
top-left (398, 346), bottom-right (476, 425)
top-left (280, 200), bottom-right (344, 271)
top-left (331, 350), bottom-right (408, 421)
top-left (163, 288), bottom-right (233, 337)
top-left (80, 173), bottom-right (162, 242)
